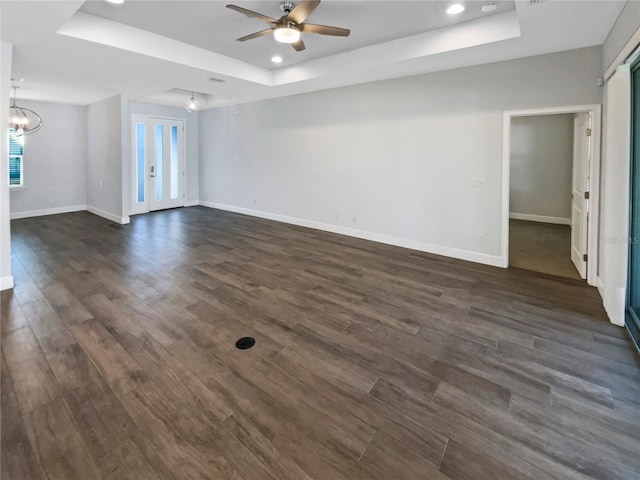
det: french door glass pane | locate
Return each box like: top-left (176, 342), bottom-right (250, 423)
top-left (155, 124), bottom-right (163, 202)
top-left (171, 125), bottom-right (179, 200)
top-left (136, 123), bottom-right (145, 203)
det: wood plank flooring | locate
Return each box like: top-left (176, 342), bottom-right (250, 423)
top-left (2, 207), bottom-right (640, 479)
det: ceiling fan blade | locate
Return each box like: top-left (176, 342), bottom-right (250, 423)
top-left (236, 28), bottom-right (275, 42)
top-left (291, 39), bottom-right (306, 51)
top-left (287, 0), bottom-right (320, 24)
top-left (300, 23), bottom-right (350, 36)
top-left (226, 5), bottom-right (277, 24)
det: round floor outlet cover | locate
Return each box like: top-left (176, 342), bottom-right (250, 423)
top-left (235, 337), bottom-right (256, 350)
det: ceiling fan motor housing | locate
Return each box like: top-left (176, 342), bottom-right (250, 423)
top-left (280, 1), bottom-right (295, 14)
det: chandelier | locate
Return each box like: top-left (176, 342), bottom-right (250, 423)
top-left (9, 87), bottom-right (43, 137)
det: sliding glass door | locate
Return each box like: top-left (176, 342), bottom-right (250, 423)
top-left (627, 56), bottom-right (640, 350)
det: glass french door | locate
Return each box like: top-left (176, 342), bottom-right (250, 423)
top-left (627, 55), bottom-right (640, 350)
top-left (132, 116), bottom-right (185, 214)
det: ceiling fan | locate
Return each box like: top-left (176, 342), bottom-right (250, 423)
top-left (226, 0), bottom-right (351, 52)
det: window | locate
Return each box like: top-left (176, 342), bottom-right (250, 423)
top-left (8, 129), bottom-right (24, 187)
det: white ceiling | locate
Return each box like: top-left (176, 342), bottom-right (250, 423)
top-left (78, 1), bottom-right (517, 69)
top-left (0, 0), bottom-right (627, 109)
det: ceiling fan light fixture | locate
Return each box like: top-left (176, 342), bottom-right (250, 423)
top-left (274, 24), bottom-right (301, 44)
top-left (185, 92), bottom-right (200, 113)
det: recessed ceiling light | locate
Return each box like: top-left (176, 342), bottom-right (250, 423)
top-left (481, 2), bottom-right (497, 13)
top-left (271, 55), bottom-right (283, 63)
top-left (446, 4), bottom-right (465, 14)
top-left (105, 0), bottom-right (125, 4)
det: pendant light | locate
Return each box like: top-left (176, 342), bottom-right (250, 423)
top-left (185, 92), bottom-right (200, 113)
top-left (9, 87), bottom-right (43, 137)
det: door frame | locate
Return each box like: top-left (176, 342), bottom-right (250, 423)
top-left (626, 53), bottom-right (640, 350)
top-left (130, 114), bottom-right (187, 216)
top-left (500, 104), bottom-right (602, 287)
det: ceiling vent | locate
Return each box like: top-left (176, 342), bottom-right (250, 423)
top-left (530, 0), bottom-right (546, 3)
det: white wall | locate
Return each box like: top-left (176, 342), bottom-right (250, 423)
top-left (120, 96), bottom-right (130, 222)
top-left (128, 101), bottom-right (199, 209)
top-left (86, 94), bottom-right (127, 223)
top-left (1, 41), bottom-right (14, 290)
top-left (509, 114), bottom-right (573, 222)
top-left (600, 65), bottom-right (631, 327)
top-left (199, 47), bottom-right (603, 266)
top-left (597, 2), bottom-right (640, 326)
top-left (9, 100), bottom-right (87, 217)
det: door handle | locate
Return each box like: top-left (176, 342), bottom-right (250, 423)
top-left (150, 165), bottom-right (156, 178)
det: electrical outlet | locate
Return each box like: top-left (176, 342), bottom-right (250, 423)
top-left (49, 197), bottom-right (54, 204)
top-left (352, 216), bottom-right (357, 224)
top-left (477, 234), bottom-right (485, 244)
top-left (253, 199), bottom-right (257, 206)
top-left (334, 213), bottom-right (339, 221)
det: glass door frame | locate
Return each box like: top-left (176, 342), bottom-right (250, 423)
top-left (130, 114), bottom-right (186, 216)
top-left (626, 54), bottom-right (640, 352)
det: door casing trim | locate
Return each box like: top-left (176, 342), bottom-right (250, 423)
top-left (501, 104), bottom-right (602, 287)
top-left (130, 114), bottom-right (187, 216)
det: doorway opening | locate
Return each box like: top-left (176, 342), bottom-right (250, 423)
top-left (130, 115), bottom-right (186, 216)
top-left (501, 105), bottom-right (602, 286)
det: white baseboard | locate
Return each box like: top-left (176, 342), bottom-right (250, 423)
top-left (11, 204), bottom-right (130, 225)
top-left (509, 213), bottom-right (571, 225)
top-left (0, 275), bottom-right (14, 291)
top-left (10, 204), bottom-right (86, 220)
top-left (87, 206), bottom-right (130, 225)
top-left (200, 201), bottom-right (503, 268)
top-left (185, 200), bottom-right (200, 207)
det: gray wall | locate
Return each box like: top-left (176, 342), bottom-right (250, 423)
top-left (86, 94), bottom-right (123, 220)
top-left (128, 101), bottom-right (199, 208)
top-left (510, 114), bottom-right (574, 220)
top-left (9, 100), bottom-right (87, 215)
top-left (198, 46), bottom-right (603, 264)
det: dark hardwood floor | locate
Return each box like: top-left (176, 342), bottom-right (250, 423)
top-left (2, 207), bottom-right (640, 479)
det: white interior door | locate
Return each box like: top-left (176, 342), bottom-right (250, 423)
top-left (149, 118), bottom-right (185, 212)
top-left (571, 112), bottom-right (591, 279)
